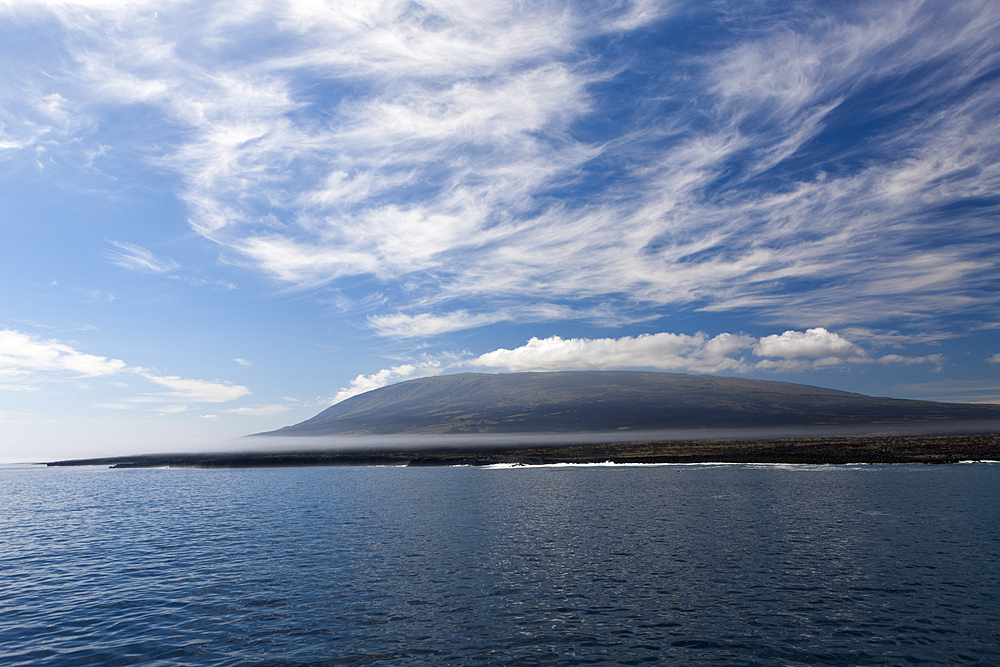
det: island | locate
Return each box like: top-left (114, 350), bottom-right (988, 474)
top-left (44, 433), bottom-right (1000, 468)
top-left (48, 372), bottom-right (1000, 468)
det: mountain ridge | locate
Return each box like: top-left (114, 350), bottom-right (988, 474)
top-left (260, 371), bottom-right (1000, 436)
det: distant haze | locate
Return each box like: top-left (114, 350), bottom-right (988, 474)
top-left (244, 421), bottom-right (1000, 455)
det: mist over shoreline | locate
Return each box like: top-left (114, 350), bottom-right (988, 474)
top-left (29, 419), bottom-right (1000, 467)
top-left (43, 426), bottom-right (1000, 468)
top-left (241, 421), bottom-right (1000, 454)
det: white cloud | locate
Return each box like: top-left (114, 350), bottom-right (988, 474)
top-left (471, 332), bottom-right (755, 374)
top-left (0, 329), bottom-right (126, 377)
top-left (226, 404), bottom-right (292, 416)
top-left (754, 328), bottom-right (862, 360)
top-left (0, 328), bottom-right (249, 404)
top-left (332, 361), bottom-right (444, 404)
top-left (368, 304), bottom-right (655, 338)
top-left (987, 353), bottom-right (1000, 364)
top-left (368, 311), bottom-right (506, 338)
top-left (234, 358), bottom-right (252, 367)
top-left (133, 370), bottom-right (250, 403)
top-left (0, 122), bottom-right (31, 152)
top-left (4, 0), bottom-right (999, 334)
top-left (328, 326), bottom-right (934, 402)
top-left (104, 241), bottom-right (179, 273)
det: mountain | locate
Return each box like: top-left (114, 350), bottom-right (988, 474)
top-left (260, 371), bottom-right (1000, 436)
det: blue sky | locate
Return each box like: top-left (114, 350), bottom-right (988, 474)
top-left (2, 0), bottom-right (998, 462)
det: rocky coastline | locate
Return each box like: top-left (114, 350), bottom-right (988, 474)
top-left (46, 432), bottom-right (1000, 468)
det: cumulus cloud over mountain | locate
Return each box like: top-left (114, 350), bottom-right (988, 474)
top-left (329, 327), bottom-right (946, 402)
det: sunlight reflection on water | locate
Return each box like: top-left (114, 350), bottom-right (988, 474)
top-left (1, 463), bottom-right (999, 666)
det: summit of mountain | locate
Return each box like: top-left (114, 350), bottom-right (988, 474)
top-left (259, 371), bottom-right (1000, 436)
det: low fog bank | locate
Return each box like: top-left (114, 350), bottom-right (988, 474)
top-left (39, 420), bottom-right (1000, 466)
top-left (240, 420), bottom-right (1000, 454)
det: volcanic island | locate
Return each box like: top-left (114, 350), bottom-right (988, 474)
top-left (49, 371), bottom-right (1000, 468)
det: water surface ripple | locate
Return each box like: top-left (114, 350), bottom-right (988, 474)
top-left (2, 463), bottom-right (998, 666)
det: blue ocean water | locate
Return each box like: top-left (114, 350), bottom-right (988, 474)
top-left (1, 462), bottom-right (999, 666)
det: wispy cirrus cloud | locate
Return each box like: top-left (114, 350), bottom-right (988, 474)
top-left (877, 354), bottom-right (945, 371)
top-left (226, 404), bottom-right (293, 417)
top-left (104, 241), bottom-right (179, 273)
top-left (240, 0), bottom-right (997, 327)
top-left (168, 275), bottom-right (237, 290)
top-left (367, 311), bottom-right (503, 338)
top-left (367, 303), bottom-right (657, 338)
top-left (2, 0), bottom-right (998, 335)
top-left (131, 370), bottom-right (249, 403)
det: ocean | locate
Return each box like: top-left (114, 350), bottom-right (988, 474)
top-left (1, 462), bottom-right (998, 666)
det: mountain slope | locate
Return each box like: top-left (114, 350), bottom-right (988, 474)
top-left (261, 371), bottom-right (1000, 436)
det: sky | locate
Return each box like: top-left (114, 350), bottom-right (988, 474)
top-left (1, 0), bottom-right (999, 463)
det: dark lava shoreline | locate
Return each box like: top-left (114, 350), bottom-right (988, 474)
top-left (47, 433), bottom-right (1000, 468)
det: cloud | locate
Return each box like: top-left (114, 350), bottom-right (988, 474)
top-left (0, 124), bottom-right (31, 152)
top-left (132, 370), bottom-right (250, 403)
top-left (0, 329), bottom-right (126, 377)
top-left (244, 1), bottom-right (998, 327)
top-left (0, 328), bottom-right (248, 403)
top-left (988, 353), bottom-right (1000, 364)
top-left (751, 327), bottom-right (870, 371)
top-left (839, 328), bottom-right (953, 348)
top-left (4, 0), bottom-right (1000, 335)
top-left (368, 304), bottom-right (655, 338)
top-left (234, 358), bottom-right (252, 367)
top-left (104, 241), bottom-right (179, 273)
top-left (471, 332), bottom-right (755, 374)
top-left (157, 405), bottom-right (191, 414)
top-left (168, 275), bottom-right (237, 290)
top-left (75, 289), bottom-right (115, 302)
top-left (329, 325), bottom-right (954, 402)
top-left (333, 361), bottom-right (444, 404)
top-left (367, 311), bottom-right (502, 338)
top-left (754, 328), bottom-right (862, 360)
top-left (226, 404), bottom-right (293, 416)
top-left (877, 354), bottom-right (945, 368)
